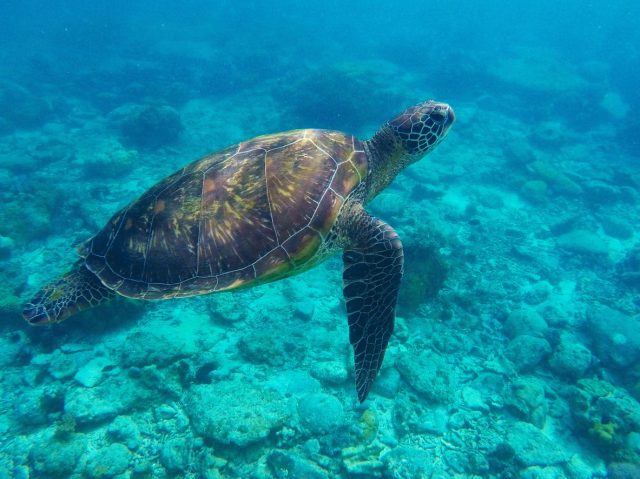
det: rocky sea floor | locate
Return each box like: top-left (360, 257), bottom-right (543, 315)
top-left (0, 34), bottom-right (639, 479)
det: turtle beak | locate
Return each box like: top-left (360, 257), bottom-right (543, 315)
top-left (445, 105), bottom-right (455, 127)
top-left (22, 303), bottom-right (51, 325)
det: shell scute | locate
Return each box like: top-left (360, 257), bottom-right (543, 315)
top-left (237, 130), bottom-right (303, 154)
top-left (266, 135), bottom-right (337, 241)
top-left (108, 172), bottom-right (201, 285)
top-left (349, 149), bottom-right (368, 179)
top-left (253, 246), bottom-right (294, 284)
top-left (282, 227), bottom-right (323, 267)
top-left (309, 188), bottom-right (343, 234)
top-left (198, 151), bottom-right (277, 275)
top-left (306, 130), bottom-right (355, 164)
top-left (332, 161), bottom-right (361, 198)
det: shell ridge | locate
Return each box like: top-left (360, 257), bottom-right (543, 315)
top-left (195, 170), bottom-right (206, 276)
top-left (264, 149), bottom-right (281, 246)
top-left (103, 205), bottom-right (131, 256)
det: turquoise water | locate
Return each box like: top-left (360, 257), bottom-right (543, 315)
top-left (1, 1), bottom-right (639, 478)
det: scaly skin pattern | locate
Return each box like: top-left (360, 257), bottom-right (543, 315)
top-left (364, 101), bottom-right (453, 202)
top-left (79, 129), bottom-right (368, 299)
top-left (22, 260), bottom-right (115, 325)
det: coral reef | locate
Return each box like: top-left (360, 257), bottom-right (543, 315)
top-left (109, 104), bottom-right (183, 149)
top-left (617, 245), bottom-right (640, 289)
top-left (187, 379), bottom-right (293, 447)
top-left (398, 239), bottom-right (448, 312)
top-left (0, 81), bottom-right (56, 129)
top-left (608, 462), bottom-right (640, 479)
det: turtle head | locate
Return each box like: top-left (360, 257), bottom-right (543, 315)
top-left (365, 100), bottom-right (454, 201)
top-left (22, 276), bottom-right (80, 325)
top-left (387, 100), bottom-right (455, 159)
top-left (22, 262), bottom-right (115, 326)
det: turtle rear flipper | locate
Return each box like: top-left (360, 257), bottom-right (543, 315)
top-left (342, 206), bottom-right (404, 402)
top-left (23, 261), bottom-right (115, 325)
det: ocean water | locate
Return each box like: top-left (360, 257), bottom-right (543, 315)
top-left (1, 0), bottom-right (639, 478)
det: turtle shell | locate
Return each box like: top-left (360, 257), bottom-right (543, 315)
top-left (80, 130), bottom-right (368, 299)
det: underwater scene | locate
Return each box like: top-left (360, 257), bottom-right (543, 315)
top-left (1, 0), bottom-right (639, 478)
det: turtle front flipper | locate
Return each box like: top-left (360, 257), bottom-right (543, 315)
top-left (342, 205), bottom-right (404, 402)
top-left (23, 261), bottom-right (116, 325)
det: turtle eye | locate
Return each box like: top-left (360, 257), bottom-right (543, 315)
top-left (430, 110), bottom-right (446, 123)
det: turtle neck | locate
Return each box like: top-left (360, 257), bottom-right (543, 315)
top-left (363, 125), bottom-right (408, 204)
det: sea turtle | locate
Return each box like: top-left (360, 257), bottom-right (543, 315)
top-left (23, 100), bottom-right (455, 401)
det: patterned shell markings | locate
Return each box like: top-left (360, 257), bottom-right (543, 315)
top-left (81, 130), bottom-right (368, 299)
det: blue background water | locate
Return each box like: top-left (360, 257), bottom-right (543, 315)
top-left (1, 1), bottom-right (639, 478)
